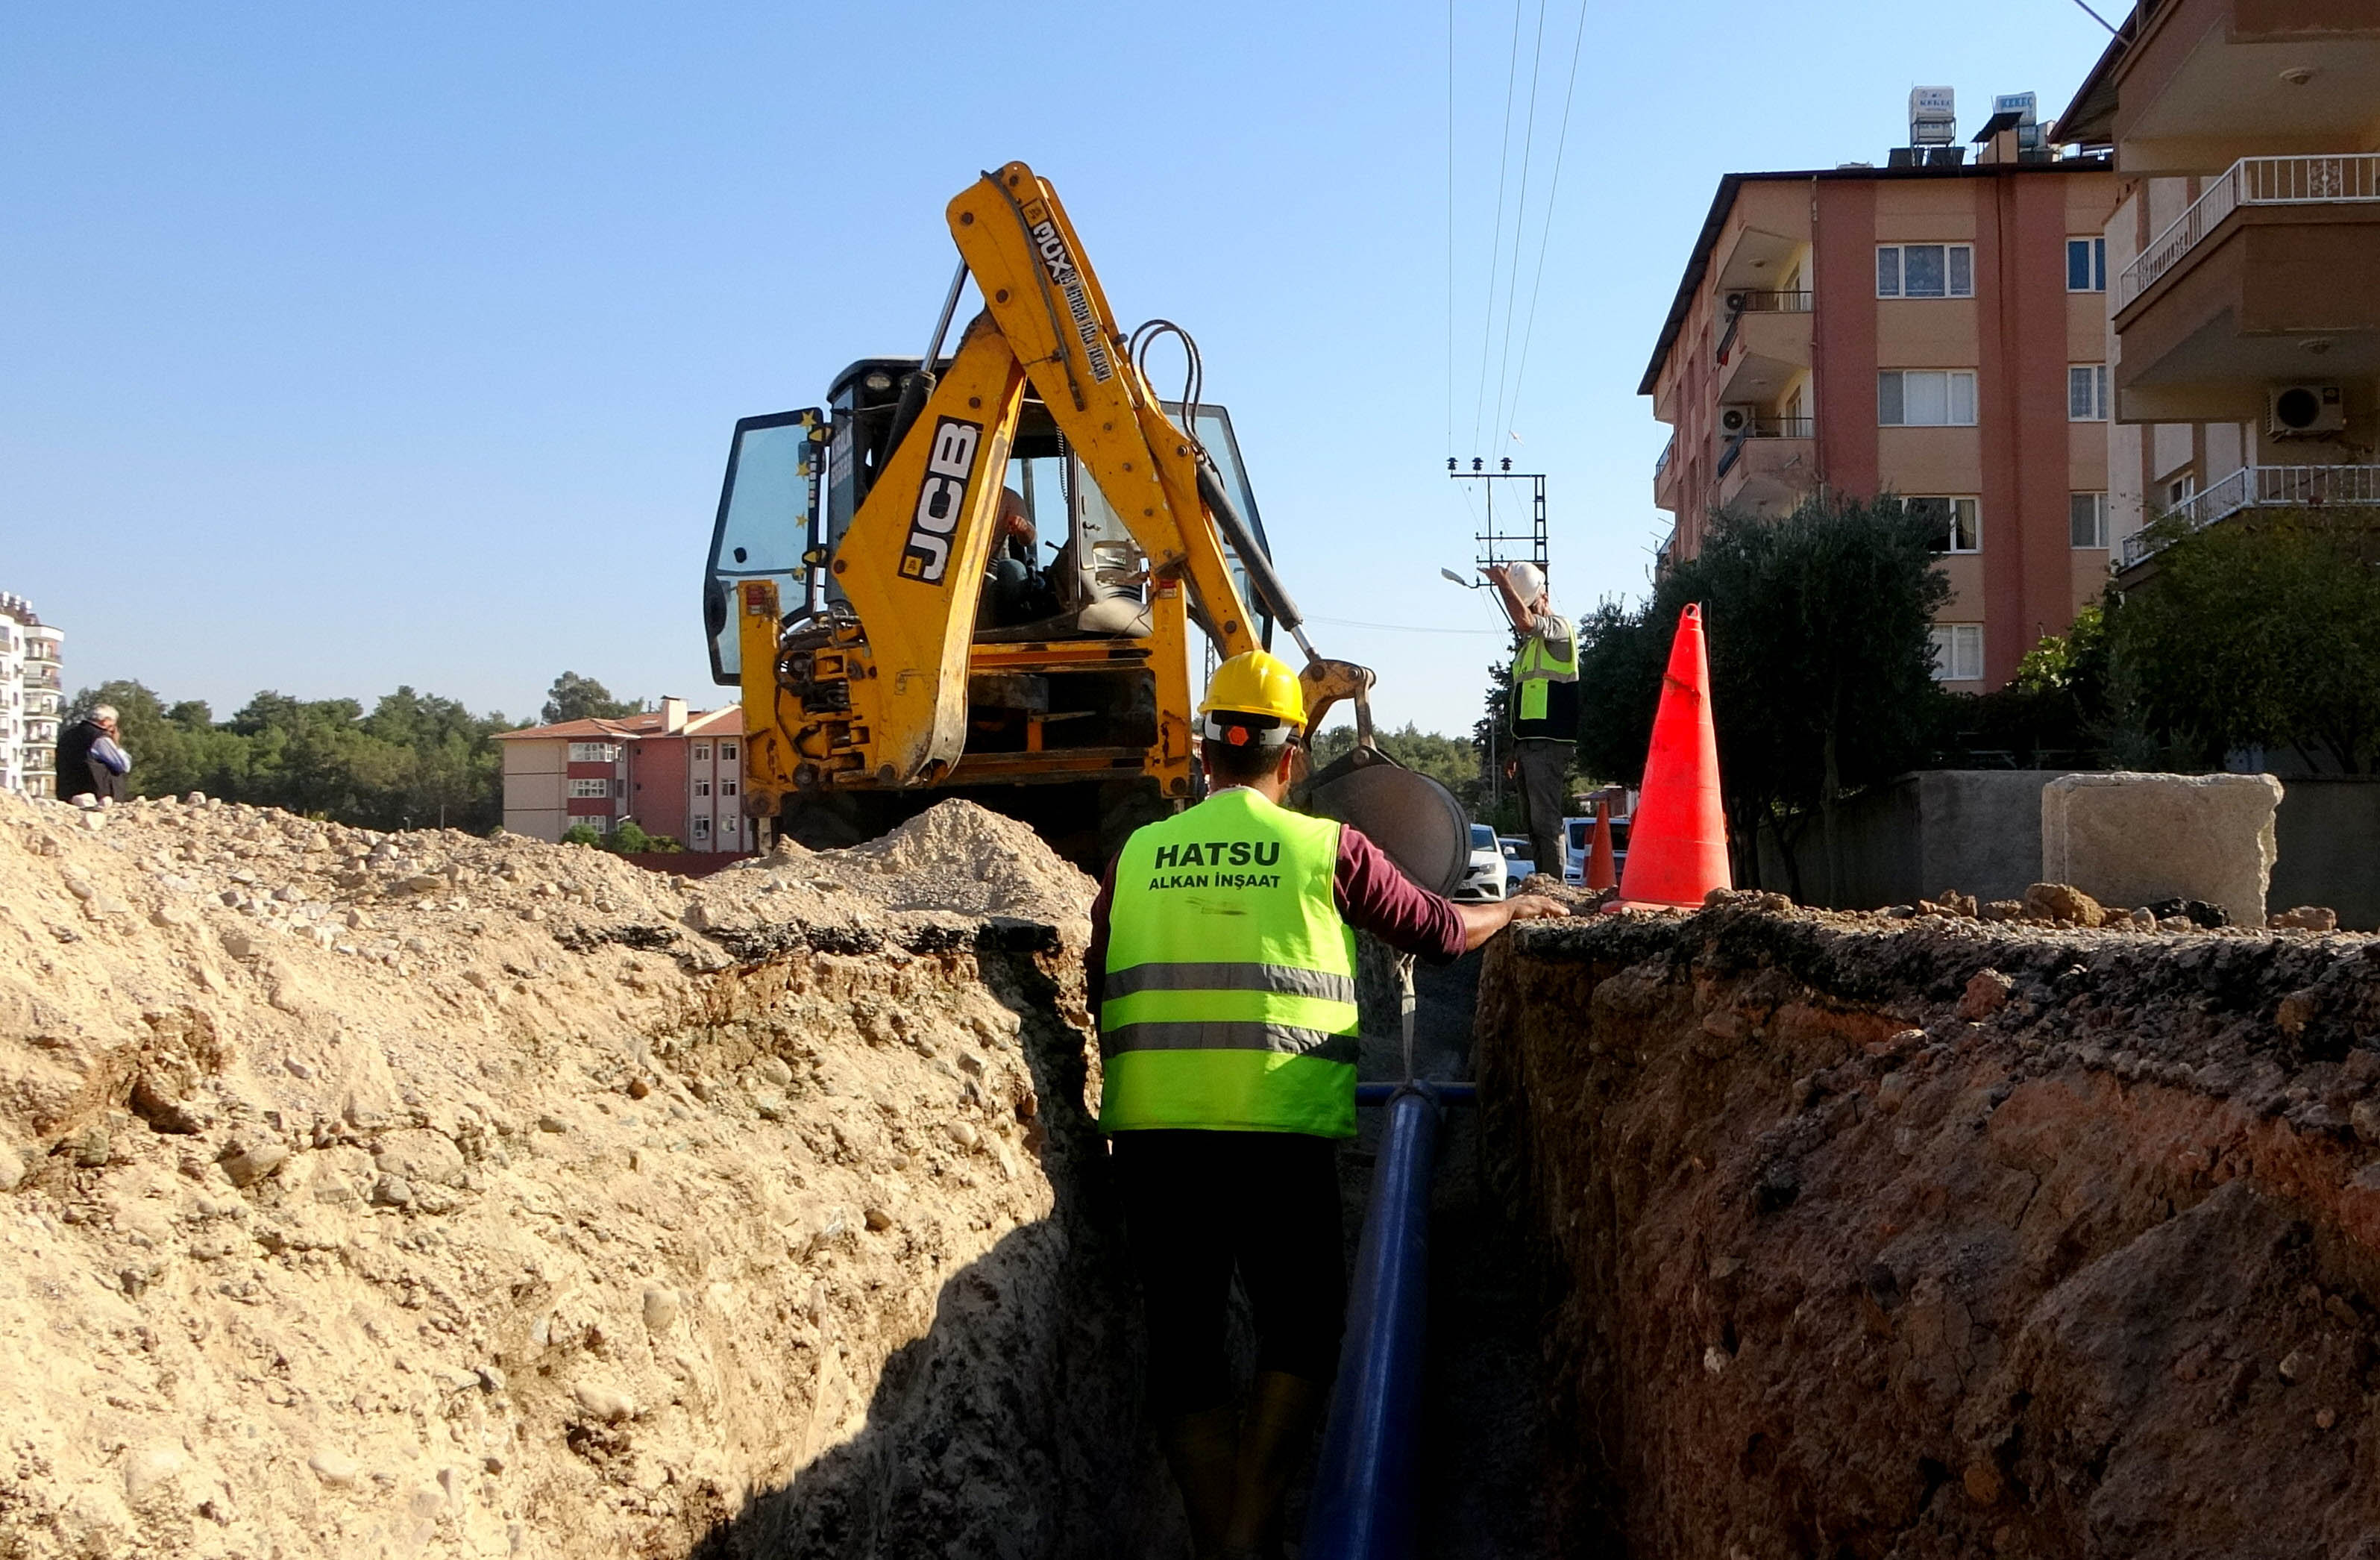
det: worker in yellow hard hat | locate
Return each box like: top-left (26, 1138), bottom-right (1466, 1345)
top-left (1086, 649), bottom-right (1563, 1558)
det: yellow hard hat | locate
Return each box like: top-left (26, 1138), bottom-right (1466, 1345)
top-left (1199, 650), bottom-right (1306, 729)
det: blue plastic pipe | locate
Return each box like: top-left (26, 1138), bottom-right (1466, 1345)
top-left (1301, 1084), bottom-right (1446, 1559)
top-left (1353, 1080), bottom-right (1475, 1107)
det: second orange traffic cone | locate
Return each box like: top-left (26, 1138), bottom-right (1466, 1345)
top-left (1585, 798), bottom-right (1617, 892)
top-left (1613, 603), bottom-right (1731, 909)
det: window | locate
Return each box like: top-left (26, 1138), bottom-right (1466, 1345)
top-left (2068, 365), bottom-right (2109, 422)
top-left (1930, 624), bottom-right (1985, 683)
top-left (691, 816), bottom-right (711, 841)
top-left (2067, 236), bottom-right (2107, 292)
top-left (2069, 492), bottom-right (2109, 549)
top-left (720, 742), bottom-right (738, 761)
top-left (567, 742), bottom-right (617, 762)
top-left (692, 743), bottom-right (710, 762)
top-left (568, 778), bottom-right (609, 798)
top-left (1878, 370), bottom-right (1977, 427)
top-left (1910, 497), bottom-right (1980, 553)
top-left (721, 779), bottom-right (738, 798)
top-left (694, 779), bottom-right (711, 798)
top-left (1877, 244), bottom-right (1974, 298)
top-left (2165, 473), bottom-right (2198, 511)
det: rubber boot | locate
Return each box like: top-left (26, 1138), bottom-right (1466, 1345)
top-left (1163, 1404), bottom-right (1240, 1559)
top-left (1221, 1371), bottom-right (1326, 1559)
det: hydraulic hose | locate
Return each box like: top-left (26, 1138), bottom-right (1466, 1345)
top-left (1195, 458), bottom-right (1319, 662)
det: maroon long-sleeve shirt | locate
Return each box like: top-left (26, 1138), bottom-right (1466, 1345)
top-left (1084, 811), bottom-right (1466, 1008)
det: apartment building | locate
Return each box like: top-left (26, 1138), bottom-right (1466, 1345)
top-left (2057, 0), bottom-right (2380, 570)
top-left (0, 594), bottom-right (64, 798)
top-left (491, 698), bottom-right (754, 853)
top-left (1645, 94), bottom-right (2119, 689)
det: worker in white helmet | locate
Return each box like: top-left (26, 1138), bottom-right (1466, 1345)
top-left (1484, 560), bottom-right (1577, 884)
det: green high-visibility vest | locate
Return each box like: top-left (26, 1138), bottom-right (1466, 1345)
top-left (1099, 787), bottom-right (1359, 1138)
top-left (1512, 618), bottom-right (1579, 727)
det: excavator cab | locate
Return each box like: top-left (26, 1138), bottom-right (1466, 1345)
top-left (703, 360), bottom-right (1274, 684)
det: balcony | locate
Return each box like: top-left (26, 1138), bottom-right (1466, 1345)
top-left (1715, 416), bottom-right (1816, 519)
top-left (2111, 154), bottom-right (2380, 421)
top-left (1653, 435), bottom-right (1677, 510)
top-left (1714, 289), bottom-right (1812, 407)
top-left (2120, 463), bottom-right (2380, 566)
top-left (2118, 155), bottom-right (2380, 309)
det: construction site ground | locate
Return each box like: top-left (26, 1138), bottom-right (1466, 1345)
top-left (8, 785), bottom-right (2380, 1558)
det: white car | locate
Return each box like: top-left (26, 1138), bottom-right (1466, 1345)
top-left (1455, 822), bottom-right (1509, 902)
top-left (1498, 836), bottom-right (1536, 886)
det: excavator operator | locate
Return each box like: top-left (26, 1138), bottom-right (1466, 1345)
top-left (1086, 650), bottom-right (1563, 1557)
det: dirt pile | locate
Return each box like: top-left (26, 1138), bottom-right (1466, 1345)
top-left (0, 792), bottom-right (1159, 1559)
top-left (1478, 895), bottom-right (2380, 1558)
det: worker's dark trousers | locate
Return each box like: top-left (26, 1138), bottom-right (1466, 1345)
top-left (1514, 736), bottom-right (1572, 883)
top-left (1109, 1129), bottom-right (1346, 1417)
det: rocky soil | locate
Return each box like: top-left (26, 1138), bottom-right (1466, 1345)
top-left (0, 791), bottom-right (1169, 1559)
top-left (1479, 893), bottom-right (2380, 1559)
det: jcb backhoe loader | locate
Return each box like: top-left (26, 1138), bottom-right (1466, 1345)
top-left (700, 160), bottom-right (1390, 868)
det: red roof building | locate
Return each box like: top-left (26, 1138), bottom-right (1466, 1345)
top-left (490, 697), bottom-right (753, 853)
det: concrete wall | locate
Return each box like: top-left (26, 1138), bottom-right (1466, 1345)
top-left (2271, 778), bottom-right (2380, 931)
top-left (1759, 769), bottom-right (2380, 927)
top-left (1756, 770), bottom-right (2048, 908)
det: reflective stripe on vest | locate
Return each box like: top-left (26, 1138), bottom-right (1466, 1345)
top-left (1513, 619), bottom-right (1578, 724)
top-left (1099, 789), bottom-right (1359, 1137)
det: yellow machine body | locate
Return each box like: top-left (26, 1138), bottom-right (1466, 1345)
top-left (703, 161), bottom-right (1372, 864)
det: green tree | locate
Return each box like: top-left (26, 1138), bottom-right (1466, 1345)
top-left (541, 672), bottom-right (644, 725)
top-left (64, 679), bottom-right (511, 830)
top-left (1576, 493), bottom-right (1950, 898)
top-left (2106, 512), bottom-right (2380, 771)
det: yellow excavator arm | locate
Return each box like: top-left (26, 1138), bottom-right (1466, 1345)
top-left (725, 160), bottom-right (1371, 855)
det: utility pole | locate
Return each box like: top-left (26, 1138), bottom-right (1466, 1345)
top-left (1447, 457), bottom-right (1550, 816)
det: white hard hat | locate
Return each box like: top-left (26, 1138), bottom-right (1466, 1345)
top-left (1507, 562), bottom-right (1547, 606)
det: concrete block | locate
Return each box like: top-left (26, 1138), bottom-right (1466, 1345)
top-left (2041, 772), bottom-right (2283, 927)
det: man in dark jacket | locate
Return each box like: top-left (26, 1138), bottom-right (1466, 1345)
top-left (55, 706), bottom-right (131, 804)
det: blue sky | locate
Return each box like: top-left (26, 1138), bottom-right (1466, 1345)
top-left (2, 1), bottom-right (2113, 733)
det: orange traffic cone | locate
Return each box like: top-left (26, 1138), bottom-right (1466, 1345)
top-left (1586, 798), bottom-right (1617, 892)
top-left (1612, 604), bottom-right (1730, 909)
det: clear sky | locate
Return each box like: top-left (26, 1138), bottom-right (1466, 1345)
top-left (3, 1), bottom-right (2114, 733)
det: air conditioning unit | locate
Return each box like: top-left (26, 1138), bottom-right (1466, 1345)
top-left (2269, 383), bottom-right (2345, 436)
top-left (1723, 290), bottom-right (1750, 313)
top-left (1718, 405), bottom-right (1756, 436)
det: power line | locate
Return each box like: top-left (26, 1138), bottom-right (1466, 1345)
top-left (1503, 0), bottom-right (1590, 439)
top-left (1489, 0), bottom-right (1549, 450)
top-left (1467, 0), bottom-right (1526, 458)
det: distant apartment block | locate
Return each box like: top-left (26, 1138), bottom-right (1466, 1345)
top-left (2058, 0), bottom-right (2380, 572)
top-left (1645, 92), bottom-right (2118, 690)
top-left (491, 697), bottom-right (754, 853)
top-left (0, 594), bottom-right (63, 798)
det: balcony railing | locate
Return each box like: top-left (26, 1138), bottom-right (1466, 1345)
top-left (2120, 463), bottom-right (2380, 565)
top-left (1654, 436), bottom-right (1674, 480)
top-left (1714, 289), bottom-right (1812, 363)
top-left (1715, 416), bottom-right (1815, 477)
top-left (2117, 154), bottom-right (2380, 310)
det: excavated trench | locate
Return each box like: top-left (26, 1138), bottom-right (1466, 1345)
top-left (578, 898), bottom-right (2380, 1559)
top-left (13, 788), bottom-right (2380, 1559)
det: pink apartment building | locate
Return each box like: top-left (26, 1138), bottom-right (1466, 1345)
top-left (492, 697), bottom-right (754, 853)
